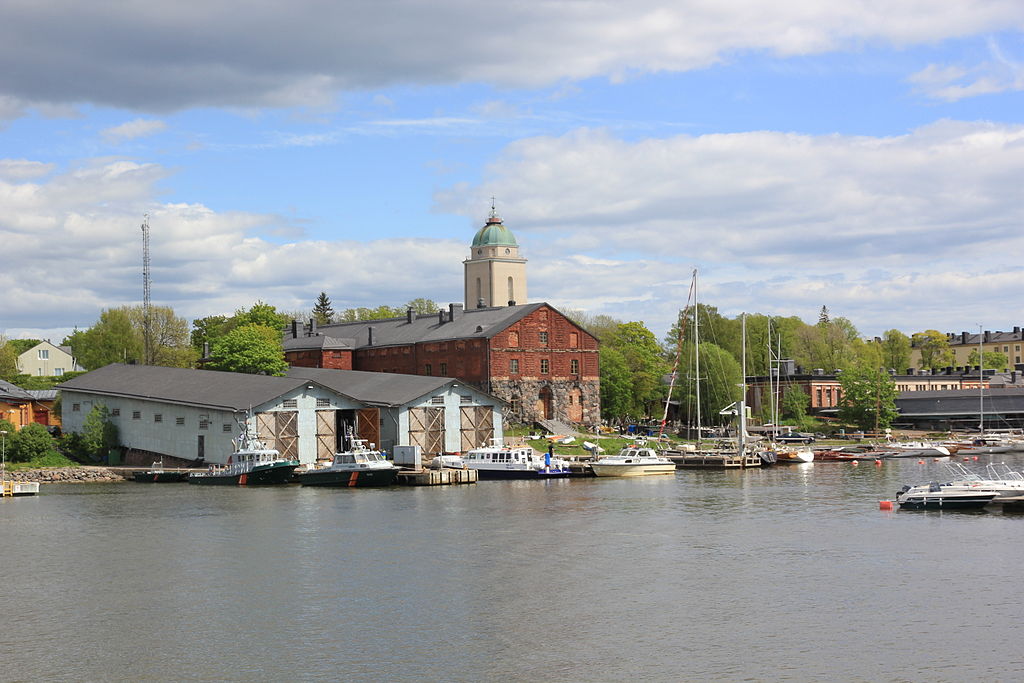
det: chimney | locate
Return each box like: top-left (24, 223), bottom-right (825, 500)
top-left (984, 330), bottom-right (992, 342)
top-left (291, 320), bottom-right (299, 339)
top-left (449, 303), bottom-right (463, 320)
top-left (368, 326), bottom-right (374, 346)
top-left (407, 308), bottom-right (415, 324)
top-left (961, 331), bottom-right (969, 344)
top-left (1015, 326), bottom-right (1021, 335)
top-left (508, 300), bottom-right (516, 306)
top-left (309, 318), bottom-right (317, 336)
top-left (438, 310), bottom-right (447, 324)
top-left (477, 298), bottom-right (486, 309)
top-left (906, 368), bottom-right (915, 375)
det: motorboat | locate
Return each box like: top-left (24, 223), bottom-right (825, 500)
top-left (589, 446), bottom-right (676, 477)
top-left (814, 445), bottom-right (894, 462)
top-left (132, 459), bottom-right (188, 482)
top-left (895, 482), bottom-right (997, 510)
top-left (770, 446), bottom-right (814, 464)
top-left (943, 436), bottom-right (1013, 456)
top-left (898, 462), bottom-right (1024, 501)
top-left (884, 442), bottom-right (952, 459)
top-left (463, 439), bottom-right (572, 479)
top-left (428, 454), bottom-right (466, 470)
top-left (188, 425), bottom-right (298, 486)
top-left (296, 440), bottom-right (399, 487)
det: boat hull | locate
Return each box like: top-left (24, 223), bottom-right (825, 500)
top-left (188, 463), bottom-right (298, 486)
top-left (473, 467), bottom-right (572, 480)
top-left (897, 491), bottom-right (997, 510)
top-left (297, 467), bottom-right (399, 487)
top-left (589, 463), bottom-right (677, 477)
top-left (133, 471), bottom-right (188, 483)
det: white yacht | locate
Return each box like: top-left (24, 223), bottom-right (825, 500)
top-left (463, 439), bottom-right (572, 479)
top-left (589, 446), bottom-right (676, 477)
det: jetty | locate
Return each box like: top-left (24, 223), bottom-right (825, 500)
top-left (396, 468), bottom-right (477, 486)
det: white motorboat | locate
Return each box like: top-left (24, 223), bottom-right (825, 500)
top-left (895, 483), bottom-right (997, 510)
top-left (463, 439), bottom-right (572, 479)
top-left (589, 446), bottom-right (676, 477)
top-left (429, 454), bottom-right (466, 470)
top-left (885, 441), bottom-right (952, 458)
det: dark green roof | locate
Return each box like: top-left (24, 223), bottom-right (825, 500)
top-left (472, 217), bottom-right (517, 247)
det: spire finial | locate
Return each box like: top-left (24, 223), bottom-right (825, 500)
top-left (489, 197), bottom-right (498, 219)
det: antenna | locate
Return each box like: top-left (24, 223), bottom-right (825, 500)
top-left (141, 214), bottom-right (152, 365)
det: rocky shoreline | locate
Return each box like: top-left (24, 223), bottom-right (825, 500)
top-left (4, 467), bottom-right (127, 483)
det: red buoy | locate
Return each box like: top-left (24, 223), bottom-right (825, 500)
top-left (879, 500), bottom-right (894, 511)
top-left (851, 460), bottom-right (859, 466)
top-left (874, 459), bottom-right (882, 466)
top-left (917, 459), bottom-right (925, 464)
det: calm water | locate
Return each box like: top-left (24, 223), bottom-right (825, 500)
top-left (2, 458), bottom-right (1024, 682)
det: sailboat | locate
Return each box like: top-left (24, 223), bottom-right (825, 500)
top-left (664, 271), bottom-right (761, 468)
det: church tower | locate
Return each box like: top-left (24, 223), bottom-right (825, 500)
top-left (464, 204), bottom-right (528, 309)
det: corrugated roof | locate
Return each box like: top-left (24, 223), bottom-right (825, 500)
top-left (57, 364), bottom-right (310, 412)
top-left (285, 367), bottom-right (473, 407)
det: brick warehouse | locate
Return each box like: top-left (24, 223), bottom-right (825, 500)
top-left (284, 208), bottom-right (601, 426)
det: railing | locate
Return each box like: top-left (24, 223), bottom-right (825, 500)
top-left (1, 481), bottom-right (13, 497)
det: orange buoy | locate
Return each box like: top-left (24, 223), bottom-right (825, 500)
top-left (874, 459), bottom-right (882, 466)
top-left (879, 500), bottom-right (894, 511)
top-left (972, 456), bottom-right (979, 461)
top-left (851, 460), bottom-right (859, 466)
top-left (918, 459), bottom-right (925, 464)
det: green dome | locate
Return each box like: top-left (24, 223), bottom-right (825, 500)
top-left (472, 217), bottom-right (518, 247)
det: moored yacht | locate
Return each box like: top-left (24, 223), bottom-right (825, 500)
top-left (296, 440), bottom-right (399, 487)
top-left (589, 446), bottom-right (676, 477)
top-left (463, 439), bottom-right (571, 479)
top-left (188, 424), bottom-right (298, 486)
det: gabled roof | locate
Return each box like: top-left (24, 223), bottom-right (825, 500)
top-left (57, 364), bottom-right (313, 412)
top-left (302, 302), bottom-right (556, 349)
top-left (0, 379), bottom-right (33, 402)
top-left (285, 367), bottom-right (501, 407)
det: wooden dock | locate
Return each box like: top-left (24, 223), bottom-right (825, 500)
top-left (666, 451), bottom-right (762, 469)
top-left (396, 468), bottom-right (478, 486)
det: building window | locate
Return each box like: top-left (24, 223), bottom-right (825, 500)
top-left (282, 399), bottom-right (298, 409)
top-left (425, 363), bottom-right (433, 375)
top-left (430, 396), bottom-right (445, 405)
top-left (111, 408), bottom-right (120, 417)
top-left (316, 398), bottom-right (330, 408)
top-left (176, 417), bottom-right (185, 425)
top-left (510, 396), bottom-right (522, 414)
top-left (132, 411), bottom-right (141, 419)
top-left (199, 419), bottom-right (209, 430)
top-left (54, 368), bottom-right (64, 376)
top-left (570, 359), bottom-right (579, 374)
top-left (154, 414), bottom-right (162, 423)
top-left (37, 349), bottom-right (49, 360)
top-left (540, 359), bottom-right (549, 374)
top-left (440, 362), bottom-right (448, 375)
top-left (539, 331), bottom-right (548, 346)
top-left (510, 358), bottom-right (519, 373)
top-left (37, 368), bottom-right (44, 376)
top-left (72, 403), bottom-right (81, 412)
top-left (1017, 345), bottom-right (1021, 352)
top-left (223, 424), bottom-right (232, 432)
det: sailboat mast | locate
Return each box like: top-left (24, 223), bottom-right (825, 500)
top-left (693, 269), bottom-right (701, 448)
top-left (979, 324), bottom-right (984, 433)
top-left (739, 313), bottom-right (746, 457)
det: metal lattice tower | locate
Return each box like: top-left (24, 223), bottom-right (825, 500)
top-left (141, 214), bottom-right (152, 365)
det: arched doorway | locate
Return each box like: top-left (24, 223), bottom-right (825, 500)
top-left (536, 386), bottom-right (553, 420)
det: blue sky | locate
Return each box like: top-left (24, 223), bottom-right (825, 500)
top-left (2, 2), bottom-right (1024, 344)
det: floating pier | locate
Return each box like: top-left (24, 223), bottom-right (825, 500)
top-left (1, 480), bottom-right (40, 497)
top-left (396, 468), bottom-right (478, 486)
top-left (667, 452), bottom-right (762, 469)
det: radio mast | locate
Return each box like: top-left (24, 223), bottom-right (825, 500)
top-left (141, 214), bottom-right (152, 365)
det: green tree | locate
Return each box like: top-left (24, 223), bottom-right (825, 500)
top-left (65, 308), bottom-right (142, 370)
top-left (792, 316), bottom-right (859, 372)
top-left (912, 330), bottom-right (954, 371)
top-left (191, 315), bottom-right (231, 354)
top-left (781, 386), bottom-right (809, 421)
top-left (671, 342), bottom-right (743, 426)
top-left (312, 292), bottom-right (335, 325)
top-left (404, 298), bottom-right (440, 315)
top-left (7, 339), bottom-right (42, 356)
top-left (7, 423), bottom-right (60, 463)
top-left (79, 405), bottom-right (120, 460)
top-left (207, 324), bottom-right (288, 375)
top-left (609, 321), bottom-right (669, 417)
top-left (124, 305), bottom-right (197, 368)
top-left (234, 301), bottom-right (289, 330)
top-left (879, 329), bottom-right (912, 371)
top-left (337, 305), bottom-right (404, 322)
top-left (598, 347), bottom-right (633, 421)
top-left (0, 340), bottom-right (19, 381)
top-left (837, 363), bottom-right (899, 432)
top-left (968, 349), bottom-right (1009, 371)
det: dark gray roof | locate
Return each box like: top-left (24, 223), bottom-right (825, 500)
top-left (27, 389), bottom-right (58, 401)
top-left (897, 388), bottom-right (1024, 417)
top-left (57, 364), bottom-right (312, 412)
top-left (285, 367), bottom-right (500, 407)
top-left (291, 302), bottom-right (550, 349)
top-left (282, 335), bottom-right (355, 352)
top-left (0, 379), bottom-right (33, 402)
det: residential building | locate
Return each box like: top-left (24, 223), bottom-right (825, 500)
top-left (16, 340), bottom-right (82, 377)
top-left (910, 327), bottom-right (1024, 370)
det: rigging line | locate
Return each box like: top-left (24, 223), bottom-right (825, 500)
top-left (659, 272), bottom-right (697, 438)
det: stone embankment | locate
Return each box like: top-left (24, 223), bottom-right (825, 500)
top-left (4, 467), bottom-right (126, 483)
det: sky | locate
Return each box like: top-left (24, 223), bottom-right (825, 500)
top-left (2, 1), bottom-right (1024, 345)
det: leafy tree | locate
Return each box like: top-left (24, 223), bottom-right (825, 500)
top-left (968, 349), bottom-right (1009, 371)
top-left (191, 315), bottom-right (231, 353)
top-left (7, 339), bottom-right (42, 356)
top-left (0, 340), bottom-right (18, 381)
top-left (337, 305), bottom-right (404, 322)
top-left (670, 342), bottom-right (743, 427)
top-left (792, 316), bottom-right (859, 372)
top-left (563, 311), bottom-right (622, 344)
top-left (837, 363), bottom-right (899, 432)
top-left (124, 305), bottom-right (197, 367)
top-left (781, 386), bottom-right (809, 421)
top-left (879, 329), bottom-right (912, 372)
top-left (404, 298), bottom-right (440, 315)
top-left (207, 324), bottom-right (288, 375)
top-left (312, 292), bottom-right (335, 325)
top-left (7, 423), bottom-right (60, 463)
top-left (234, 301), bottom-right (289, 331)
top-left (79, 405), bottom-right (120, 460)
top-left (609, 322), bottom-right (669, 417)
top-left (912, 330), bottom-right (954, 371)
top-left (818, 306), bottom-right (830, 325)
top-left (598, 347), bottom-right (633, 421)
top-left (64, 308), bottom-right (142, 370)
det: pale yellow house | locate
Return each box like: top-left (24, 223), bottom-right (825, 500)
top-left (909, 328), bottom-right (1024, 371)
top-left (16, 340), bottom-right (82, 377)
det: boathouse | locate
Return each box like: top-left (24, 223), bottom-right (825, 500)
top-left (59, 364), bottom-right (503, 466)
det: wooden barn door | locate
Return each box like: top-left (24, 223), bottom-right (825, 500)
top-left (316, 410), bottom-right (337, 460)
top-left (275, 411), bottom-right (299, 461)
top-left (408, 407), bottom-right (445, 455)
top-left (356, 407), bottom-right (381, 449)
top-left (460, 406), bottom-right (494, 452)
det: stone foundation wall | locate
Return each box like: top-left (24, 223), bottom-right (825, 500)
top-left (491, 378), bottom-right (601, 427)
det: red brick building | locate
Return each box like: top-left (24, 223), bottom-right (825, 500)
top-left (285, 302), bottom-right (600, 425)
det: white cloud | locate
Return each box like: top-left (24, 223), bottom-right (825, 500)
top-left (908, 38), bottom-right (1024, 101)
top-left (101, 118), bottom-right (168, 142)
top-left (437, 120), bottom-right (1024, 337)
top-left (1, 2), bottom-right (1022, 113)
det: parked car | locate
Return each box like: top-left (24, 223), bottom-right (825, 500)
top-left (777, 432), bottom-right (815, 444)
